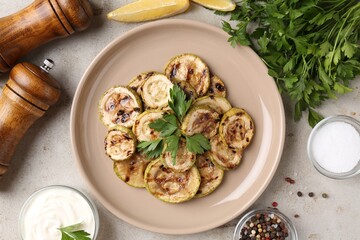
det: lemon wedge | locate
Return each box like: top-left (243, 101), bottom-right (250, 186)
top-left (191, 0), bottom-right (236, 11)
top-left (107, 0), bottom-right (190, 23)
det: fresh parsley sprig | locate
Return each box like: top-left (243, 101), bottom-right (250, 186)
top-left (137, 139), bottom-right (164, 159)
top-left (58, 222), bottom-right (91, 240)
top-left (137, 85), bottom-right (210, 163)
top-left (169, 84), bottom-right (192, 121)
top-left (220, 0), bottom-right (360, 127)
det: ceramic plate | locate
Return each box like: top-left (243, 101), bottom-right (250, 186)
top-left (70, 19), bottom-right (285, 235)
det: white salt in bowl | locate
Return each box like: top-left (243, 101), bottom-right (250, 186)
top-left (307, 115), bottom-right (360, 179)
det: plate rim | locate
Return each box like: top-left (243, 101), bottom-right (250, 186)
top-left (70, 19), bottom-right (286, 235)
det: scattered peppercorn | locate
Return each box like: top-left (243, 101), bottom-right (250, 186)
top-left (297, 191), bottom-right (303, 197)
top-left (272, 202), bottom-right (278, 208)
top-left (294, 214), bottom-right (300, 218)
top-left (239, 212), bottom-right (289, 240)
top-left (322, 193), bottom-right (329, 198)
top-left (308, 192), bottom-right (314, 197)
top-left (284, 177), bottom-right (295, 184)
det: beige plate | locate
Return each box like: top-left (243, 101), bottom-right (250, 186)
top-left (70, 19), bottom-right (285, 235)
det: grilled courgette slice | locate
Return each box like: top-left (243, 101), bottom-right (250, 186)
top-left (141, 73), bottom-right (173, 109)
top-left (144, 159), bottom-right (200, 203)
top-left (105, 126), bottom-right (137, 161)
top-left (128, 71), bottom-right (156, 96)
top-left (194, 152), bottom-right (224, 198)
top-left (164, 53), bottom-right (210, 97)
top-left (133, 110), bottom-right (165, 142)
top-left (181, 105), bottom-right (220, 139)
top-left (162, 138), bottom-right (196, 172)
top-left (99, 86), bottom-right (142, 128)
top-left (193, 96), bottom-right (232, 114)
top-left (207, 74), bottom-right (227, 97)
top-left (113, 152), bottom-right (150, 188)
top-left (219, 108), bottom-right (255, 150)
top-left (209, 135), bottom-right (242, 170)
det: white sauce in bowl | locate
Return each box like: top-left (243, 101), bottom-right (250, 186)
top-left (20, 186), bottom-right (96, 240)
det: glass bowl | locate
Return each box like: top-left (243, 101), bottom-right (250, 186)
top-left (233, 208), bottom-right (298, 240)
top-left (307, 115), bottom-right (360, 179)
top-left (19, 185), bottom-right (99, 240)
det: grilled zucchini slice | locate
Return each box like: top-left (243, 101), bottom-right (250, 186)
top-left (113, 152), bottom-right (150, 188)
top-left (181, 105), bottom-right (220, 139)
top-left (220, 108), bottom-right (255, 150)
top-left (128, 71), bottom-right (156, 96)
top-left (162, 138), bottom-right (196, 172)
top-left (164, 53), bottom-right (210, 97)
top-left (193, 96), bottom-right (232, 114)
top-left (105, 126), bottom-right (137, 161)
top-left (141, 73), bottom-right (173, 109)
top-left (207, 74), bottom-right (227, 97)
top-left (133, 110), bottom-right (165, 142)
top-left (99, 86), bottom-right (142, 128)
top-left (194, 152), bottom-right (224, 198)
top-left (209, 135), bottom-right (242, 170)
top-left (144, 159), bottom-right (200, 203)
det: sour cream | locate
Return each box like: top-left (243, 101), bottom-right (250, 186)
top-left (19, 186), bottom-right (98, 240)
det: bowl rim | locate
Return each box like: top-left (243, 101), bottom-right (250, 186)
top-left (307, 115), bottom-right (360, 179)
top-left (233, 208), bottom-right (298, 240)
top-left (18, 185), bottom-right (100, 240)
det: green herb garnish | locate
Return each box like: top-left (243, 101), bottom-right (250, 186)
top-left (137, 139), bottom-right (164, 159)
top-left (220, 0), bottom-right (360, 127)
top-left (137, 85), bottom-right (210, 163)
top-left (58, 222), bottom-right (91, 240)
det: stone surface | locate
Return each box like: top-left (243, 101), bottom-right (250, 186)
top-left (1, 1), bottom-right (360, 240)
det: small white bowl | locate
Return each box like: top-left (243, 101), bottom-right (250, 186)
top-left (19, 185), bottom-right (99, 240)
top-left (307, 115), bottom-right (360, 179)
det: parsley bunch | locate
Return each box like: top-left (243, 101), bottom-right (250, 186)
top-left (137, 85), bottom-right (210, 163)
top-left (218, 0), bottom-right (360, 126)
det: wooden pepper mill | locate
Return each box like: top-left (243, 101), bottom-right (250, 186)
top-left (0, 0), bottom-right (93, 73)
top-left (0, 59), bottom-right (61, 176)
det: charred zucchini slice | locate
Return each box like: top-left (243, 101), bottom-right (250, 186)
top-left (141, 73), bottom-right (173, 109)
top-left (220, 108), bottom-right (255, 150)
top-left (133, 110), bottom-right (165, 142)
top-left (207, 74), bottom-right (227, 97)
top-left (164, 53), bottom-right (210, 97)
top-left (128, 71), bottom-right (156, 96)
top-left (162, 138), bottom-right (196, 172)
top-left (193, 96), bottom-right (232, 114)
top-left (105, 126), bottom-right (137, 161)
top-left (98, 86), bottom-right (142, 128)
top-left (144, 159), bottom-right (200, 203)
top-left (194, 152), bottom-right (224, 198)
top-left (181, 105), bottom-right (220, 139)
top-left (113, 152), bottom-right (150, 188)
top-left (209, 135), bottom-right (242, 170)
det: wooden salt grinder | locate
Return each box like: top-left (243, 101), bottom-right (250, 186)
top-left (0, 0), bottom-right (93, 73)
top-left (0, 59), bottom-right (61, 176)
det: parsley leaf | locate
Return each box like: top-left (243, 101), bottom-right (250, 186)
top-left (165, 135), bottom-right (180, 164)
top-left (185, 134), bottom-right (211, 155)
top-left (137, 139), bottom-right (163, 159)
top-left (169, 85), bottom-right (192, 121)
top-left (149, 114), bottom-right (178, 137)
top-left (58, 222), bottom-right (91, 240)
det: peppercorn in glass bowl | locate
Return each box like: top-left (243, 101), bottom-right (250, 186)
top-left (233, 208), bottom-right (298, 240)
top-left (307, 115), bottom-right (360, 179)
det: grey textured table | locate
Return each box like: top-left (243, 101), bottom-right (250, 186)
top-left (1, 1), bottom-right (360, 239)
